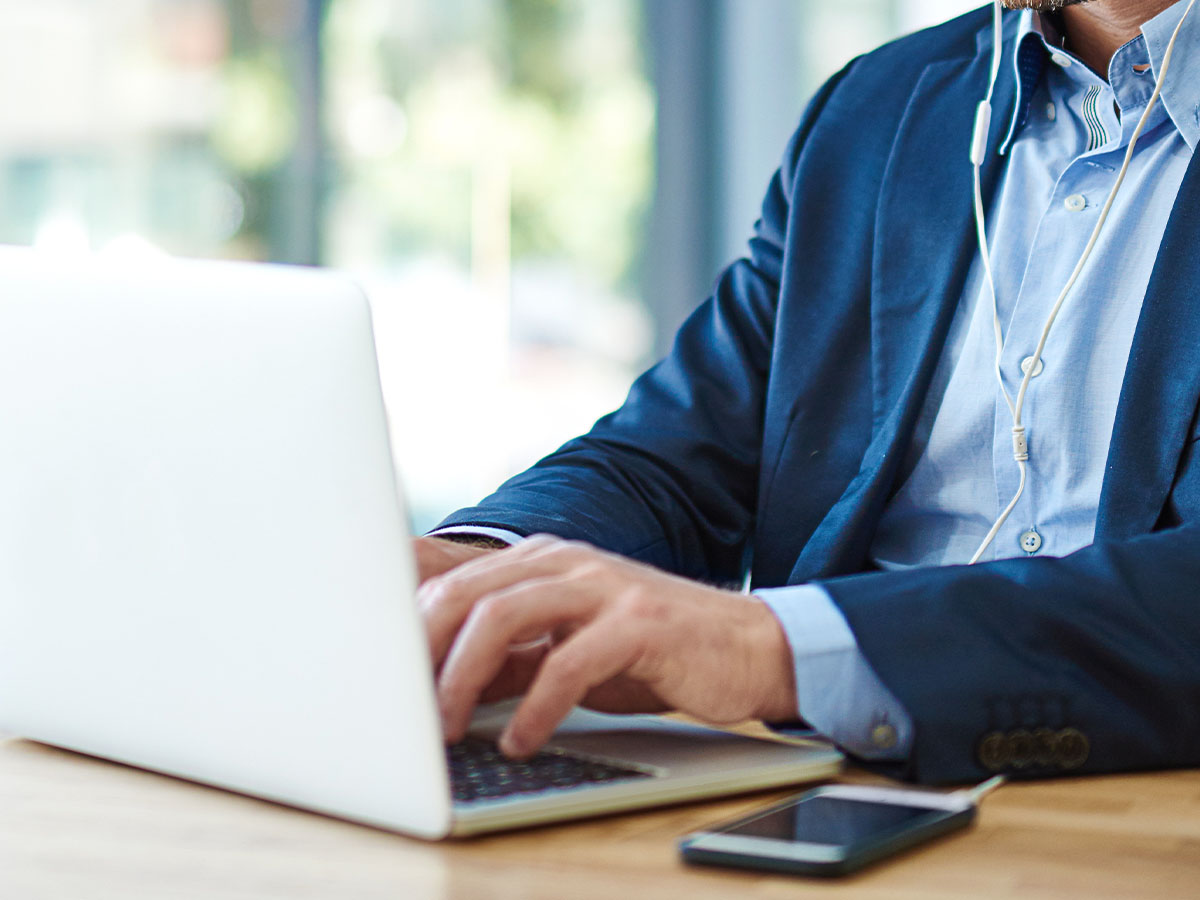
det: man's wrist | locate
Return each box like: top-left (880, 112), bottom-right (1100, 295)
top-left (430, 533), bottom-right (511, 551)
top-left (427, 525), bottom-right (523, 547)
top-left (749, 596), bottom-right (800, 722)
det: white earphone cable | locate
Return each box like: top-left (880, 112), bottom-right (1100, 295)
top-left (966, 0), bottom-right (1197, 565)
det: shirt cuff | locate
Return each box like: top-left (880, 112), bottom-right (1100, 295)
top-left (426, 526), bottom-right (524, 546)
top-left (755, 584), bottom-right (914, 761)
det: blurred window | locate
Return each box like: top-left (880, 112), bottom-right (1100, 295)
top-left (0, 0), bottom-right (981, 530)
top-left (322, 0), bottom-right (654, 530)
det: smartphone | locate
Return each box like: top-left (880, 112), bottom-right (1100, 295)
top-left (679, 783), bottom-right (976, 877)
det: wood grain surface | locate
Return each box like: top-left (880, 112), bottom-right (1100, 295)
top-left (1, 734), bottom-right (1197, 899)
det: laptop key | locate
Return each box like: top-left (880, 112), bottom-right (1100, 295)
top-left (447, 736), bottom-right (654, 805)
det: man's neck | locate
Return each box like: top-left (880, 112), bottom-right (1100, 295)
top-left (1060, 0), bottom-right (1178, 74)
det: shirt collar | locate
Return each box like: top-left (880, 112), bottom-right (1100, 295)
top-left (998, 12), bottom-right (1051, 154)
top-left (1141, 0), bottom-right (1200, 150)
top-left (1000, 2), bottom-right (1200, 153)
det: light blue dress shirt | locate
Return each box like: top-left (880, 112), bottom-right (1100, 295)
top-left (440, 3), bottom-right (1200, 762)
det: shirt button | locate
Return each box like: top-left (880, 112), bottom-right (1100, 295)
top-left (1051, 52), bottom-right (1073, 68)
top-left (1020, 530), bottom-right (1043, 554)
top-left (871, 723), bottom-right (899, 750)
top-left (1046, 102), bottom-right (1057, 121)
top-left (1020, 356), bottom-right (1044, 377)
top-left (1064, 193), bottom-right (1087, 212)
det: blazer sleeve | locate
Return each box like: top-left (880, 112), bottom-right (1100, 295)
top-left (820, 523), bottom-right (1200, 784)
top-left (435, 66), bottom-right (854, 583)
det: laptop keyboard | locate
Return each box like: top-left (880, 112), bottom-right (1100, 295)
top-left (447, 736), bottom-right (655, 805)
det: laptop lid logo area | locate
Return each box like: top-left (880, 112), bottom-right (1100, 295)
top-left (0, 248), bottom-right (454, 838)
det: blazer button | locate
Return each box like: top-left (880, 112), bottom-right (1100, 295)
top-left (1055, 728), bottom-right (1090, 770)
top-left (871, 723), bottom-right (899, 751)
top-left (977, 731), bottom-right (1010, 772)
top-left (1006, 729), bottom-right (1035, 768)
top-left (1032, 727), bottom-right (1058, 768)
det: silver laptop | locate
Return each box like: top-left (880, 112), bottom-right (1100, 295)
top-left (0, 247), bottom-right (842, 839)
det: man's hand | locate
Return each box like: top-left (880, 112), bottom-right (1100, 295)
top-left (418, 534), bottom-right (798, 757)
top-left (414, 536), bottom-right (501, 583)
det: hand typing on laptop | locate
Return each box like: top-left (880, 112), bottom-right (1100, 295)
top-left (416, 534), bottom-right (798, 760)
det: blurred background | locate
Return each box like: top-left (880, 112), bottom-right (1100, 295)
top-left (0, 0), bottom-right (979, 531)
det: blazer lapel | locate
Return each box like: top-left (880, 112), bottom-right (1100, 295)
top-left (1097, 150), bottom-right (1200, 539)
top-left (868, 57), bottom-right (1005, 430)
top-left (790, 46), bottom-right (1016, 582)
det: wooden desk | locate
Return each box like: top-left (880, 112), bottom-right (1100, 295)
top-left (1, 733), bottom-right (1197, 900)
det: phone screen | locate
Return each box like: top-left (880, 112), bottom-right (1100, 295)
top-left (720, 795), bottom-right (940, 846)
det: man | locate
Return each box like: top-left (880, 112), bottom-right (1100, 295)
top-left (415, 0), bottom-right (1200, 784)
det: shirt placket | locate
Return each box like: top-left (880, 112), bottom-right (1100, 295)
top-left (987, 63), bottom-right (1118, 561)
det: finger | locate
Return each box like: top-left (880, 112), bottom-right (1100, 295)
top-left (478, 642), bottom-right (550, 704)
top-left (420, 536), bottom-right (593, 668)
top-left (474, 624), bottom-right (585, 704)
top-left (500, 616), bottom-right (642, 757)
top-left (576, 677), bottom-right (668, 717)
top-left (437, 576), bottom-right (603, 742)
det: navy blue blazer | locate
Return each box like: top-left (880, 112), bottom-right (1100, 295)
top-left (439, 9), bottom-right (1200, 783)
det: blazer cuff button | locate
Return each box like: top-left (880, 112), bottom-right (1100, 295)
top-left (1006, 729), bottom-right (1035, 769)
top-left (1054, 728), bottom-right (1090, 770)
top-left (1032, 727), bottom-right (1058, 768)
top-left (977, 731), bottom-right (1009, 772)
